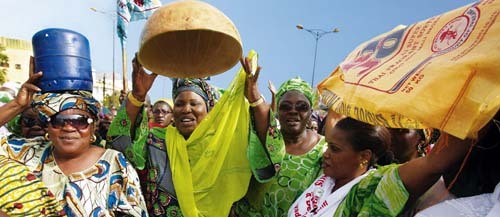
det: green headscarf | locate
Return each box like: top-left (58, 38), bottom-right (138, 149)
top-left (275, 77), bottom-right (317, 107)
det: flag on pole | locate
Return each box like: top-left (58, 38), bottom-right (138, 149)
top-left (117, 0), bottom-right (162, 44)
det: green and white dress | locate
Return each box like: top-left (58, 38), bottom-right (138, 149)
top-left (288, 164), bottom-right (410, 217)
top-left (233, 111), bottom-right (327, 217)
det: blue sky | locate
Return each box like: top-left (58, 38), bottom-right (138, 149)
top-left (0, 0), bottom-right (476, 102)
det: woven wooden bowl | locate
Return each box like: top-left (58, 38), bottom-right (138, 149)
top-left (138, 0), bottom-right (242, 78)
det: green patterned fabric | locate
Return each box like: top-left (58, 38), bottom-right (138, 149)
top-left (234, 110), bottom-right (327, 217)
top-left (5, 115), bottom-right (21, 137)
top-left (107, 106), bottom-right (149, 169)
top-left (275, 77), bottom-right (317, 106)
top-left (107, 105), bottom-right (183, 216)
top-left (334, 164), bottom-right (409, 217)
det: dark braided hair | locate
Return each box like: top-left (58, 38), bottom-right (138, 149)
top-left (335, 117), bottom-right (396, 167)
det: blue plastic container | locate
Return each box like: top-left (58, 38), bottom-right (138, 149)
top-left (32, 28), bottom-right (93, 93)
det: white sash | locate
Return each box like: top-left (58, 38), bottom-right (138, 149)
top-left (486, 182), bottom-right (500, 217)
top-left (288, 169), bottom-right (373, 217)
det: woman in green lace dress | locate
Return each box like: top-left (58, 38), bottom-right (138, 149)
top-left (233, 76), bottom-right (328, 217)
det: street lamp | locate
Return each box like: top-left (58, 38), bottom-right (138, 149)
top-left (296, 24), bottom-right (339, 88)
top-left (102, 74), bottom-right (106, 101)
top-left (90, 7), bottom-right (116, 94)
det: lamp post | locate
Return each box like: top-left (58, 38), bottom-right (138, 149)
top-left (102, 75), bottom-right (106, 101)
top-left (296, 24), bottom-right (339, 88)
top-left (90, 7), bottom-right (116, 94)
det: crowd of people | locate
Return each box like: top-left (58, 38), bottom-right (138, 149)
top-left (0, 30), bottom-right (498, 217)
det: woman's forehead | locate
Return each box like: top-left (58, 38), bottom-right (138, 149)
top-left (154, 102), bottom-right (171, 108)
top-left (326, 127), bottom-right (350, 142)
top-left (175, 91), bottom-right (205, 101)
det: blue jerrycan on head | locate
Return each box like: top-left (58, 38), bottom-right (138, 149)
top-left (32, 28), bottom-right (93, 93)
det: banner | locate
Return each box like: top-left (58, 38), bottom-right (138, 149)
top-left (117, 0), bottom-right (162, 43)
top-left (318, 0), bottom-right (500, 139)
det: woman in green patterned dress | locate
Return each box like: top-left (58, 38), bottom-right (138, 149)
top-left (288, 115), bottom-right (475, 217)
top-left (233, 75), bottom-right (329, 216)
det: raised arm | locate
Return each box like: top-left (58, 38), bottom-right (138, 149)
top-left (268, 80), bottom-right (277, 112)
top-left (398, 132), bottom-right (473, 201)
top-left (0, 57), bottom-right (41, 126)
top-left (241, 56), bottom-right (269, 144)
top-left (125, 53), bottom-right (157, 135)
top-left (107, 54), bottom-right (158, 169)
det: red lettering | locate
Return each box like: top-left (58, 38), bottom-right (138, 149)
top-left (294, 206), bottom-right (300, 217)
top-left (134, 0), bottom-right (144, 7)
top-left (314, 176), bottom-right (327, 186)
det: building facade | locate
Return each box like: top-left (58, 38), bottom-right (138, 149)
top-left (0, 36), bottom-right (32, 83)
top-left (92, 71), bottom-right (127, 103)
top-left (0, 36), bottom-right (128, 105)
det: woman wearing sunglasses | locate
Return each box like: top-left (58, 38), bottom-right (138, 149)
top-left (0, 65), bottom-right (147, 216)
top-left (5, 107), bottom-right (47, 139)
top-left (0, 87), bottom-right (65, 216)
top-left (232, 77), bottom-right (329, 217)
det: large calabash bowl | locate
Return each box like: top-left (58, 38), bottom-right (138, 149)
top-left (138, 0), bottom-right (242, 78)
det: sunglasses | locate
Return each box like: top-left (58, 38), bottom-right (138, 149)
top-left (278, 102), bottom-right (311, 113)
top-left (21, 117), bottom-right (46, 128)
top-left (48, 114), bottom-right (94, 130)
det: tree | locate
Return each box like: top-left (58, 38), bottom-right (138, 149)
top-left (0, 45), bottom-right (8, 85)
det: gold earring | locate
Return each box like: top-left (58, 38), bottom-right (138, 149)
top-left (44, 133), bottom-right (50, 141)
top-left (90, 134), bottom-right (97, 143)
top-left (360, 160), bottom-right (368, 168)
